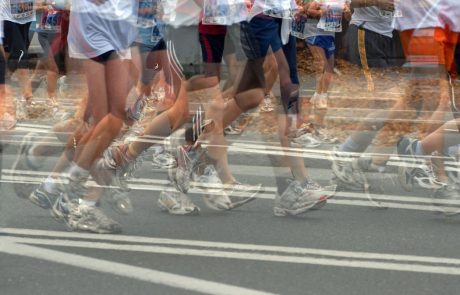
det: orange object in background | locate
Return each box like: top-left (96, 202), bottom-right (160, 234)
top-left (400, 27), bottom-right (459, 73)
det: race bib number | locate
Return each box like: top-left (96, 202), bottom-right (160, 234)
top-left (202, 0), bottom-right (249, 25)
top-left (158, 0), bottom-right (177, 23)
top-left (263, 0), bottom-right (293, 19)
top-left (138, 0), bottom-right (156, 28)
top-left (44, 10), bottom-right (62, 31)
top-left (317, 0), bottom-right (344, 32)
top-left (151, 21), bottom-right (165, 44)
top-left (10, 0), bottom-right (34, 20)
top-left (291, 13), bottom-right (308, 39)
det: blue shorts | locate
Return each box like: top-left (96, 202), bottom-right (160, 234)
top-left (242, 15), bottom-right (282, 60)
top-left (306, 35), bottom-right (336, 59)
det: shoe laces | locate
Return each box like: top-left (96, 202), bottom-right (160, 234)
top-left (291, 181), bottom-right (308, 196)
top-left (332, 148), bottom-right (353, 168)
top-left (420, 161), bottom-right (437, 179)
top-left (123, 155), bottom-right (142, 178)
top-left (108, 144), bottom-right (142, 181)
top-left (202, 165), bottom-right (217, 177)
top-left (303, 178), bottom-right (322, 190)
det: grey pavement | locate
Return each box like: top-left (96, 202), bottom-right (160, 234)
top-left (1, 122), bottom-right (460, 295)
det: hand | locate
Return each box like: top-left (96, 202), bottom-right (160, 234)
top-left (306, 1), bottom-right (323, 19)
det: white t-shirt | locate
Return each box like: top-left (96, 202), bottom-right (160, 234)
top-left (316, 0), bottom-right (348, 33)
top-left (393, 0), bottom-right (442, 31)
top-left (0, 0), bottom-right (35, 24)
top-left (304, 18), bottom-right (335, 38)
top-left (71, 0), bottom-right (135, 21)
top-left (350, 6), bottom-right (393, 38)
top-left (438, 0), bottom-right (460, 32)
top-left (68, 0), bottom-right (137, 59)
top-left (164, 0), bottom-right (200, 28)
top-left (249, 0), bottom-right (297, 20)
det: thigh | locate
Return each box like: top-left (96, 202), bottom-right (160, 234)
top-left (83, 58), bottom-right (108, 123)
top-left (105, 55), bottom-right (131, 119)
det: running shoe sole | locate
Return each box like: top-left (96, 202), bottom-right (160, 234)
top-left (158, 198), bottom-right (200, 216)
top-left (273, 196), bottom-right (328, 217)
top-left (11, 133), bottom-right (39, 199)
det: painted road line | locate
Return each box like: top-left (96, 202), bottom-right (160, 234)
top-left (16, 123), bottom-right (52, 129)
top-left (5, 236), bottom-right (460, 276)
top-left (0, 238), bottom-right (275, 295)
top-left (2, 171), bottom-right (460, 212)
top-left (4, 228), bottom-right (460, 267)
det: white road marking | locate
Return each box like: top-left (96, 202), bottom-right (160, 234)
top-left (3, 228), bottom-right (460, 267)
top-left (4, 234), bottom-right (460, 276)
top-left (4, 126), bottom-right (457, 170)
top-left (16, 123), bottom-right (52, 129)
top-left (3, 169), bottom-right (460, 212)
top-left (0, 238), bottom-right (275, 295)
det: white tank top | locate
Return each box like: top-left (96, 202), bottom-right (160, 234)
top-left (0, 0), bottom-right (35, 24)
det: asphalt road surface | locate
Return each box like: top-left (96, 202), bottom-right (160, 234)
top-left (1, 119), bottom-right (460, 295)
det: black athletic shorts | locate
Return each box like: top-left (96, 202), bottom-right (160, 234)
top-left (90, 50), bottom-right (116, 63)
top-left (199, 33), bottom-right (226, 64)
top-left (3, 21), bottom-right (32, 70)
top-left (346, 24), bottom-right (402, 68)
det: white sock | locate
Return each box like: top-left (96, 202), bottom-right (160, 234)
top-left (27, 145), bottom-right (41, 168)
top-left (370, 162), bottom-right (386, 173)
top-left (68, 162), bottom-right (90, 179)
top-left (79, 198), bottom-right (96, 207)
top-left (43, 176), bottom-right (59, 194)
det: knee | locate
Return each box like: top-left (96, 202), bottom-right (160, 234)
top-left (235, 91), bottom-right (264, 111)
top-left (167, 104), bottom-right (189, 130)
top-left (105, 113), bottom-right (124, 136)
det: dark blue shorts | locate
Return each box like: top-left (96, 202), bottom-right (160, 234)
top-left (136, 39), bottom-right (167, 54)
top-left (306, 35), bottom-right (336, 59)
top-left (241, 15), bottom-right (282, 60)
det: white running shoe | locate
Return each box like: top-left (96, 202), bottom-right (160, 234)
top-left (203, 192), bottom-right (232, 211)
top-left (431, 184), bottom-right (460, 216)
top-left (67, 201), bottom-right (122, 234)
top-left (158, 190), bottom-right (200, 215)
top-left (0, 112), bottom-right (16, 130)
top-left (224, 182), bottom-right (262, 209)
top-left (192, 165), bottom-right (224, 194)
top-left (292, 133), bottom-right (322, 148)
top-left (152, 147), bottom-right (177, 169)
top-left (260, 95), bottom-right (275, 113)
top-left (273, 180), bottom-right (328, 217)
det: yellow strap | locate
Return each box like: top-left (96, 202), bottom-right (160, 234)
top-left (358, 28), bottom-right (374, 92)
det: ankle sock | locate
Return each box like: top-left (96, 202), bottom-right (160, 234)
top-left (415, 141), bottom-right (425, 156)
top-left (370, 162), bottom-right (386, 173)
top-left (27, 145), bottom-right (41, 169)
top-left (79, 198), bottom-right (96, 207)
top-left (43, 176), bottom-right (59, 194)
top-left (340, 137), bottom-right (361, 153)
top-left (68, 162), bottom-right (90, 180)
